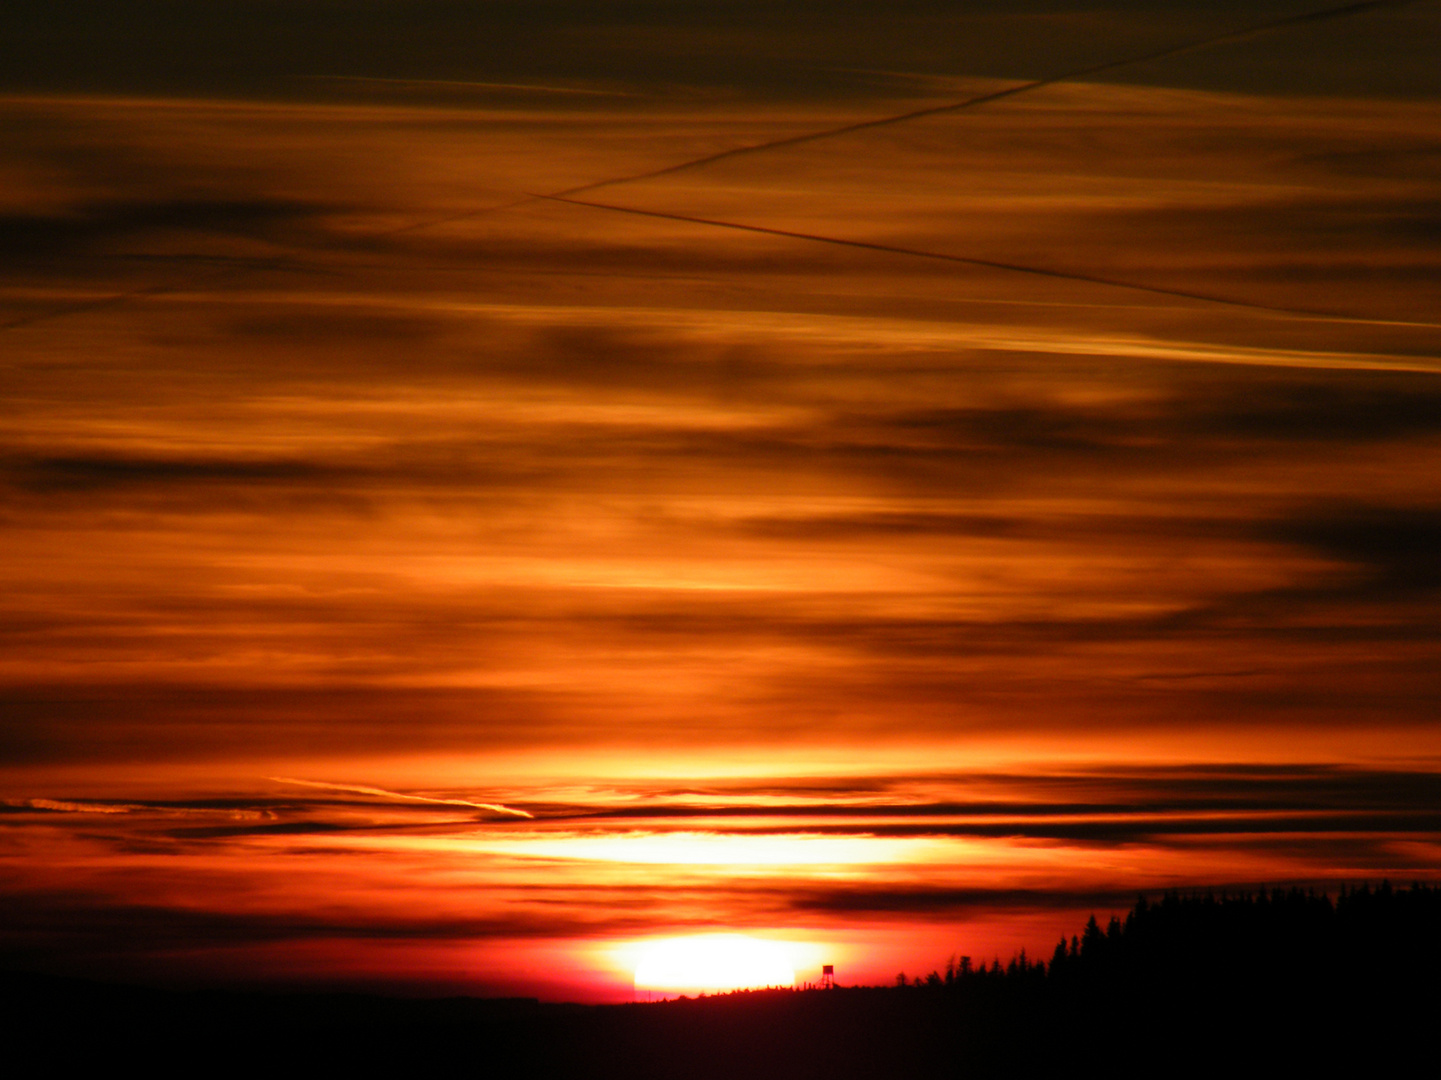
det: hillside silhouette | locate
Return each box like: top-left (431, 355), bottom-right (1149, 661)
top-left (5, 884), bottom-right (1436, 1077)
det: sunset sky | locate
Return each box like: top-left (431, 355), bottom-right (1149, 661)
top-left (3, 1), bottom-right (1440, 1001)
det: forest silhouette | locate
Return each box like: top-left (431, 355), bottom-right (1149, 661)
top-left (6, 884), bottom-right (1436, 1077)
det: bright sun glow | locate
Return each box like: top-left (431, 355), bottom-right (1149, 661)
top-left (632, 935), bottom-right (797, 995)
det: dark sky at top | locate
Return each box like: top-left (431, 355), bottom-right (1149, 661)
top-left (4, 2), bottom-right (1438, 102)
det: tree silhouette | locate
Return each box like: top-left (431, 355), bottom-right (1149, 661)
top-left (5, 883), bottom-right (1437, 1077)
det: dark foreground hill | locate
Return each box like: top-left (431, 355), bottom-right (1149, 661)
top-left (5, 884), bottom-right (1437, 1077)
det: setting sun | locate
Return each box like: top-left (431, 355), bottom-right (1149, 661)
top-left (631, 935), bottom-right (799, 996)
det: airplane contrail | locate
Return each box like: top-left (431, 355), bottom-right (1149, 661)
top-left (533, 193), bottom-right (1383, 323)
top-left (1, 1), bottom-right (1420, 330)
top-left (374, 0), bottom-right (1419, 238)
top-left (372, 0), bottom-right (1425, 322)
top-left (6, 797), bottom-right (139, 814)
top-left (547, 0), bottom-right (1420, 199)
top-left (269, 777), bottom-right (534, 818)
top-left (0, 257), bottom-right (310, 332)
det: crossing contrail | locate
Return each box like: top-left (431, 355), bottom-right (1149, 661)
top-left (1, 0), bottom-right (1421, 332)
top-left (553, 0), bottom-right (1419, 197)
top-left (378, 0), bottom-right (1419, 236)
